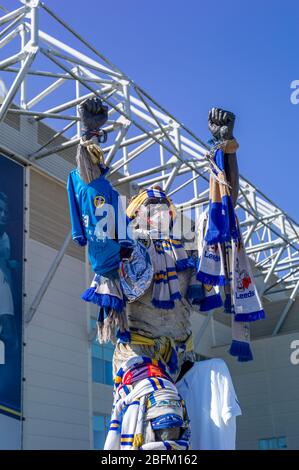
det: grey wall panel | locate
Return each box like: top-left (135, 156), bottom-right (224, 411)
top-left (29, 169), bottom-right (84, 262)
top-left (23, 239), bottom-right (91, 449)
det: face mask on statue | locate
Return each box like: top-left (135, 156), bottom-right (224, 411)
top-left (135, 203), bottom-right (172, 239)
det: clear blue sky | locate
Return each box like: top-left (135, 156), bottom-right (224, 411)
top-left (2, 0), bottom-right (299, 220)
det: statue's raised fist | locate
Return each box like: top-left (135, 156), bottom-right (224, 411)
top-left (208, 107), bottom-right (235, 141)
top-left (79, 97), bottom-right (108, 131)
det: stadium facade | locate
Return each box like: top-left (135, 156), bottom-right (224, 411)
top-left (0, 0), bottom-right (298, 451)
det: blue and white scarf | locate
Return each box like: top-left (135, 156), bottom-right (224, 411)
top-left (105, 356), bottom-right (190, 450)
top-left (205, 147), bottom-right (239, 245)
top-left (196, 146), bottom-right (265, 361)
top-left (149, 239), bottom-right (195, 310)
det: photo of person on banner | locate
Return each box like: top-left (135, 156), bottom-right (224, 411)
top-left (0, 156), bottom-right (24, 446)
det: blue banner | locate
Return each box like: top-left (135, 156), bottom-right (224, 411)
top-left (0, 155), bottom-right (24, 449)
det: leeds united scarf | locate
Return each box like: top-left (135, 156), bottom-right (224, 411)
top-left (196, 143), bottom-right (265, 361)
top-left (105, 377), bottom-right (189, 450)
top-left (150, 239), bottom-right (195, 309)
top-left (105, 355), bottom-right (189, 450)
top-left (205, 147), bottom-right (239, 245)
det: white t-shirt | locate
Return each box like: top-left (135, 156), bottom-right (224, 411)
top-left (176, 358), bottom-right (241, 450)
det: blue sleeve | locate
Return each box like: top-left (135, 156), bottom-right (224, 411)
top-left (111, 187), bottom-right (134, 247)
top-left (66, 172), bottom-right (87, 247)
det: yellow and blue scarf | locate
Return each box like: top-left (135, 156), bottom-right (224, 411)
top-left (150, 239), bottom-right (195, 309)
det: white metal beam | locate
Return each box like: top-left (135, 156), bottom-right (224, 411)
top-left (0, 0), bottom-right (298, 327)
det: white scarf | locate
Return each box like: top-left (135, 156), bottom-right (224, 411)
top-left (196, 211), bottom-right (265, 361)
top-left (104, 376), bottom-right (184, 450)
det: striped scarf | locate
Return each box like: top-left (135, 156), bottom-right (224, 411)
top-left (115, 333), bottom-right (194, 377)
top-left (81, 274), bottom-right (127, 343)
top-left (105, 356), bottom-right (190, 450)
top-left (150, 239), bottom-right (195, 309)
top-left (114, 356), bottom-right (172, 391)
top-left (196, 145), bottom-right (265, 361)
top-left (205, 146), bottom-right (239, 245)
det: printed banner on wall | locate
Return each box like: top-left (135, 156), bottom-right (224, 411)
top-left (0, 155), bottom-right (24, 449)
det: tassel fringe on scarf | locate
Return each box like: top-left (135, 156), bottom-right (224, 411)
top-left (81, 274), bottom-right (127, 344)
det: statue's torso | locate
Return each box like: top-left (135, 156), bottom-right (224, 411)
top-left (127, 268), bottom-right (193, 342)
top-left (112, 259), bottom-right (195, 380)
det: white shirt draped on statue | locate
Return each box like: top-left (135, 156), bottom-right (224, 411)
top-left (176, 358), bottom-right (241, 450)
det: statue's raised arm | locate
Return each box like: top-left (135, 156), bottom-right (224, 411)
top-left (208, 107), bottom-right (239, 207)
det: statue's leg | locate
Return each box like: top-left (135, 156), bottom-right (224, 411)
top-left (144, 394), bottom-right (186, 443)
top-left (112, 342), bottom-right (195, 382)
top-left (112, 342), bottom-right (161, 378)
top-left (110, 343), bottom-right (191, 449)
top-left (155, 428), bottom-right (181, 440)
